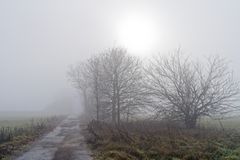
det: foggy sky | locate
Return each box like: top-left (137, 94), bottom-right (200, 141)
top-left (0, 0), bottom-right (240, 111)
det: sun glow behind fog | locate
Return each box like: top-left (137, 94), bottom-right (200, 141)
top-left (117, 12), bottom-right (160, 57)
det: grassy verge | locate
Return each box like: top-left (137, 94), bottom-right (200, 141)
top-left (84, 120), bottom-right (240, 160)
top-left (0, 116), bottom-right (65, 160)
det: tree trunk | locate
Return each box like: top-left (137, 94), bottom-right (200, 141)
top-left (117, 97), bottom-right (120, 125)
top-left (83, 90), bottom-right (88, 110)
top-left (116, 80), bottom-right (120, 125)
top-left (126, 106), bottom-right (130, 123)
top-left (112, 69), bottom-right (117, 124)
top-left (96, 94), bottom-right (99, 121)
top-left (112, 95), bottom-right (117, 124)
top-left (185, 116), bottom-right (197, 129)
top-left (112, 103), bottom-right (116, 124)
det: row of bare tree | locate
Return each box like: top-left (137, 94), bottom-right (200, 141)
top-left (68, 48), bottom-right (239, 128)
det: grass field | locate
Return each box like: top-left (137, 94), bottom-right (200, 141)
top-left (200, 117), bottom-right (240, 130)
top-left (0, 114), bottom-right (65, 160)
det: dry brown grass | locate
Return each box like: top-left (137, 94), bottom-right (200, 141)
top-left (84, 120), bottom-right (240, 160)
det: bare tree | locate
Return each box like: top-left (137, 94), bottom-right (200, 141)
top-left (85, 56), bottom-right (102, 121)
top-left (68, 57), bottom-right (104, 121)
top-left (144, 52), bottom-right (239, 128)
top-left (68, 48), bottom-right (144, 123)
top-left (100, 48), bottom-right (143, 124)
top-left (67, 63), bottom-right (90, 112)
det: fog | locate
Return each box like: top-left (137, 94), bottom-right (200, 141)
top-left (0, 0), bottom-right (240, 112)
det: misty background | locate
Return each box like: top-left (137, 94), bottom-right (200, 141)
top-left (0, 0), bottom-right (240, 112)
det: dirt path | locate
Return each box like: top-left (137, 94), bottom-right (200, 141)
top-left (15, 115), bottom-right (92, 160)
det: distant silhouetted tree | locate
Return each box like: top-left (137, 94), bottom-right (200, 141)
top-left (67, 63), bottom-right (90, 113)
top-left (68, 57), bottom-right (103, 121)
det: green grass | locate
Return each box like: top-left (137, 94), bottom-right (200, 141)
top-left (0, 118), bottom-right (44, 128)
top-left (200, 117), bottom-right (240, 130)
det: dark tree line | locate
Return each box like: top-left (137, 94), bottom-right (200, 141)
top-left (68, 48), bottom-right (239, 128)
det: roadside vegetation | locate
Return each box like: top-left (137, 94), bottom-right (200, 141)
top-left (0, 116), bottom-right (64, 160)
top-left (85, 120), bottom-right (240, 160)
